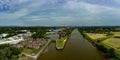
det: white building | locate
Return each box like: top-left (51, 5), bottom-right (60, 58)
top-left (0, 31), bottom-right (32, 45)
top-left (0, 33), bottom-right (9, 39)
top-left (0, 37), bottom-right (24, 45)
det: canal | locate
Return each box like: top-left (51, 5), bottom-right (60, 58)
top-left (38, 29), bottom-right (111, 60)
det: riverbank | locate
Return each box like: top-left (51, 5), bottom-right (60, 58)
top-left (79, 31), bottom-right (116, 59)
top-left (56, 36), bottom-right (68, 49)
top-left (38, 29), bottom-right (110, 60)
top-left (22, 39), bottom-right (51, 60)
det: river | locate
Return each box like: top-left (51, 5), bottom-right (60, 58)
top-left (38, 29), bottom-right (111, 60)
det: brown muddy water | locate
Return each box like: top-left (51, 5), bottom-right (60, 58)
top-left (38, 29), bottom-right (111, 60)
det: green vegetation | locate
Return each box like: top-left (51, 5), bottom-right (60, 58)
top-left (23, 48), bottom-right (39, 54)
top-left (79, 27), bottom-right (120, 59)
top-left (0, 27), bottom-right (74, 59)
top-left (0, 27), bottom-right (50, 38)
top-left (59, 28), bottom-right (73, 38)
top-left (31, 30), bottom-right (47, 39)
top-left (0, 44), bottom-right (22, 60)
top-left (85, 33), bottom-right (107, 40)
top-left (56, 28), bottom-right (72, 49)
top-left (56, 36), bottom-right (68, 49)
top-left (103, 38), bottom-right (120, 48)
top-left (79, 27), bottom-right (113, 34)
top-left (102, 32), bottom-right (120, 59)
top-left (56, 38), bottom-right (64, 47)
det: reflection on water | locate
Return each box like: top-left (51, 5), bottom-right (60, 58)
top-left (38, 29), bottom-right (111, 60)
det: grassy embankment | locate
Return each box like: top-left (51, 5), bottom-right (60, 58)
top-left (56, 36), bottom-right (68, 49)
top-left (56, 29), bottom-right (73, 50)
top-left (102, 32), bottom-right (120, 59)
top-left (82, 31), bottom-right (120, 59)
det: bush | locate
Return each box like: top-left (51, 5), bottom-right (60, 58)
top-left (0, 44), bottom-right (22, 60)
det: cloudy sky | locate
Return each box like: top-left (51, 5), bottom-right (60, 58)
top-left (0, 0), bottom-right (120, 26)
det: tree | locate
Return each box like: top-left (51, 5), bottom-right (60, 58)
top-left (97, 45), bottom-right (107, 53)
top-left (10, 47), bottom-right (22, 55)
top-left (4, 47), bottom-right (12, 59)
top-left (0, 44), bottom-right (22, 60)
top-left (32, 30), bottom-right (47, 39)
top-left (108, 48), bottom-right (115, 57)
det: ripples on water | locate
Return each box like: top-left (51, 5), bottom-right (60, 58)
top-left (39, 29), bottom-right (111, 60)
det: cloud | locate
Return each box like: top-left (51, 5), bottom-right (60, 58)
top-left (0, 9), bottom-right (28, 19)
top-left (0, 0), bottom-right (120, 26)
top-left (64, 0), bottom-right (120, 13)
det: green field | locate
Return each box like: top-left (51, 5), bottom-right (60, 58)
top-left (102, 32), bottom-right (120, 48)
top-left (23, 48), bottom-right (39, 54)
top-left (85, 32), bottom-right (120, 49)
top-left (56, 36), bottom-right (68, 49)
top-left (112, 32), bottom-right (120, 35)
top-left (102, 38), bottom-right (120, 59)
top-left (85, 33), bottom-right (107, 40)
top-left (56, 38), bottom-right (64, 47)
top-left (79, 28), bottom-right (120, 59)
top-left (101, 32), bottom-right (120, 59)
top-left (103, 38), bottom-right (120, 49)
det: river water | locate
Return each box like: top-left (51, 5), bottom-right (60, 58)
top-left (38, 29), bottom-right (111, 60)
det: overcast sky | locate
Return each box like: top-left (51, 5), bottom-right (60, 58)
top-left (0, 0), bottom-right (120, 26)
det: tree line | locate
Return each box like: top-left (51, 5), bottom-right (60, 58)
top-left (0, 44), bottom-right (22, 60)
top-left (31, 29), bottom-right (48, 39)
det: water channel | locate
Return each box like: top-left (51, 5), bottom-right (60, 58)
top-left (38, 29), bottom-right (111, 60)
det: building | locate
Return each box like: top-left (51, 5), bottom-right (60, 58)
top-left (0, 31), bottom-right (32, 45)
top-left (0, 33), bottom-right (9, 39)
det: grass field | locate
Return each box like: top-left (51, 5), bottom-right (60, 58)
top-left (103, 37), bottom-right (120, 59)
top-left (84, 32), bottom-right (120, 59)
top-left (112, 32), bottom-right (120, 35)
top-left (102, 32), bottom-right (120, 49)
top-left (56, 38), bottom-right (64, 47)
top-left (103, 38), bottom-right (120, 49)
top-left (112, 32), bottom-right (120, 37)
top-left (56, 36), bottom-right (68, 49)
top-left (23, 48), bottom-right (39, 54)
top-left (85, 33), bottom-right (107, 40)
